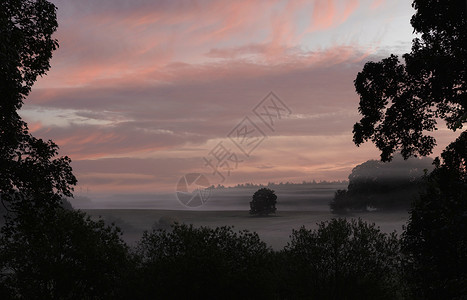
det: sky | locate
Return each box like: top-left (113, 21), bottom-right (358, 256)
top-left (20, 0), bottom-right (459, 199)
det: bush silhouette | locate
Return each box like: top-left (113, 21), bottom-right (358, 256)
top-left (0, 208), bottom-right (133, 298)
top-left (282, 218), bottom-right (403, 299)
top-left (135, 224), bottom-right (274, 299)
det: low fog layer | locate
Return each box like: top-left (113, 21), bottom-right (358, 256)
top-left (69, 182), bottom-right (348, 211)
top-left (69, 155), bottom-right (434, 211)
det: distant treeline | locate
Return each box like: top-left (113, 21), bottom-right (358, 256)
top-left (330, 155), bottom-right (434, 212)
top-left (209, 180), bottom-right (348, 190)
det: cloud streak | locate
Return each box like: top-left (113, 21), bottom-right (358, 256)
top-left (20, 0), bottom-right (427, 197)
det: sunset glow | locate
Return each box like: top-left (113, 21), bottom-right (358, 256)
top-left (21, 0), bottom-right (457, 196)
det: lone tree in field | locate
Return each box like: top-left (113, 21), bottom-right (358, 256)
top-left (250, 188), bottom-right (277, 216)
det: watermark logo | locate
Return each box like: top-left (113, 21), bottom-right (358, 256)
top-left (253, 92), bottom-right (292, 131)
top-left (228, 116), bottom-right (266, 157)
top-left (175, 173), bottom-right (211, 208)
top-left (175, 91), bottom-right (291, 208)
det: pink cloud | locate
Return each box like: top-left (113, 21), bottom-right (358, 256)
top-left (370, 0), bottom-right (385, 10)
top-left (310, 0), bottom-right (337, 31)
top-left (34, 122), bottom-right (206, 160)
top-left (38, 0), bottom-right (371, 90)
top-left (22, 0), bottom-right (419, 196)
top-left (27, 122), bottom-right (43, 133)
top-left (308, 0), bottom-right (359, 32)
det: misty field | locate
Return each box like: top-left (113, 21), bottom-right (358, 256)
top-left (84, 209), bottom-right (409, 250)
top-left (81, 183), bottom-right (409, 249)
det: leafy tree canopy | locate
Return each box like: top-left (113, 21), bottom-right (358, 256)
top-left (331, 154), bottom-right (433, 212)
top-left (0, 0), bottom-right (76, 215)
top-left (250, 188), bottom-right (277, 216)
top-left (283, 218), bottom-right (402, 299)
top-left (402, 133), bottom-right (467, 299)
top-left (353, 0), bottom-right (466, 162)
top-left (0, 208), bottom-right (132, 299)
top-left (353, 0), bottom-right (467, 297)
top-left (135, 224), bottom-right (273, 299)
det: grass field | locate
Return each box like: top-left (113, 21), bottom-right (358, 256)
top-left (84, 209), bottom-right (409, 250)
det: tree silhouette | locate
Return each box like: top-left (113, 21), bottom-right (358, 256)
top-left (353, 1), bottom-right (466, 162)
top-left (135, 224), bottom-right (273, 299)
top-left (0, 2), bottom-right (138, 298)
top-left (0, 208), bottom-right (133, 298)
top-left (330, 154), bottom-right (433, 212)
top-left (250, 188), bottom-right (277, 216)
top-left (0, 0), bottom-right (76, 217)
top-left (402, 133), bottom-right (467, 299)
top-left (283, 218), bottom-right (402, 299)
top-left (353, 0), bottom-right (466, 298)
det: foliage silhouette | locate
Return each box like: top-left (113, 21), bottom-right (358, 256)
top-left (330, 154), bottom-right (433, 212)
top-left (135, 224), bottom-right (274, 299)
top-left (4, 0), bottom-right (466, 298)
top-left (402, 132), bottom-right (467, 299)
top-left (353, 0), bottom-right (467, 298)
top-left (353, 1), bottom-right (466, 162)
top-left (0, 2), bottom-right (136, 298)
top-left (250, 188), bottom-right (277, 216)
top-left (0, 0), bottom-right (76, 216)
top-left (0, 208), bottom-right (133, 299)
top-left (282, 218), bottom-right (403, 299)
